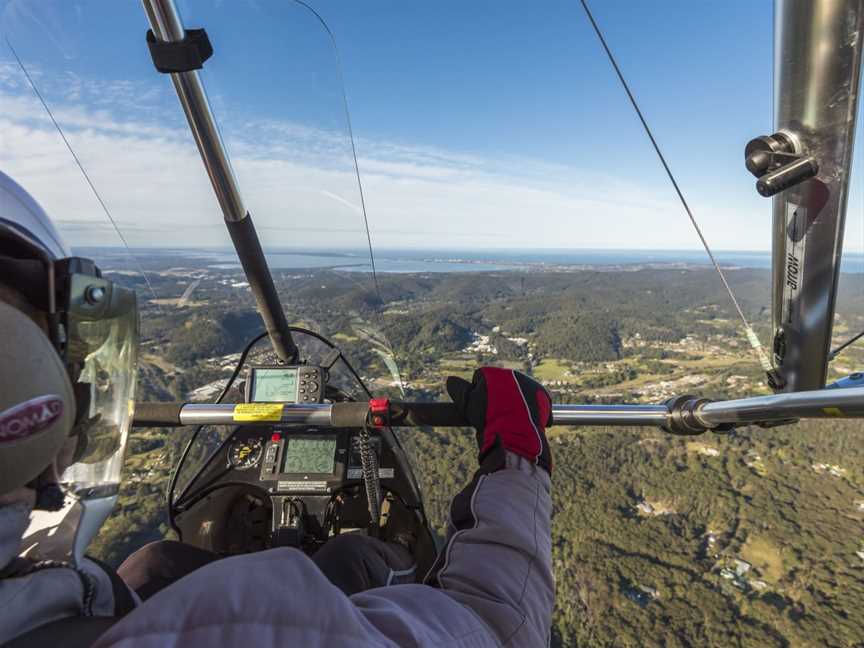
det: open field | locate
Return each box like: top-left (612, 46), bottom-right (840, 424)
top-left (533, 358), bottom-right (572, 381)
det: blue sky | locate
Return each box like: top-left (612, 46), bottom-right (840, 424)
top-left (0, 0), bottom-right (861, 254)
top-left (317, 1), bottom-right (774, 165)
top-left (314, 0), bottom-right (862, 255)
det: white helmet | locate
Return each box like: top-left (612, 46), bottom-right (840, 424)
top-left (0, 169), bottom-right (69, 259)
top-left (0, 169), bottom-right (139, 565)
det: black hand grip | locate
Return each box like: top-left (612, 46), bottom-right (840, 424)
top-left (329, 401), bottom-right (468, 428)
top-left (133, 402), bottom-right (185, 427)
top-left (389, 402), bottom-right (466, 427)
top-left (330, 402), bottom-right (369, 427)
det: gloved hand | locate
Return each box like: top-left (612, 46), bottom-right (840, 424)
top-left (447, 367), bottom-right (553, 473)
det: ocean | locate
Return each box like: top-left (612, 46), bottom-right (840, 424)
top-left (80, 247), bottom-right (864, 274)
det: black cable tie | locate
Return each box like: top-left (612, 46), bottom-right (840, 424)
top-left (146, 28), bottom-right (213, 74)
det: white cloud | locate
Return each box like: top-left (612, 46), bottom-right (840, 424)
top-left (0, 58), bottom-right (861, 257)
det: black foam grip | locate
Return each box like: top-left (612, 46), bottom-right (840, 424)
top-left (330, 402), bottom-right (370, 428)
top-left (390, 402), bottom-right (466, 427)
top-left (329, 402), bottom-right (467, 428)
top-left (133, 402), bottom-right (185, 427)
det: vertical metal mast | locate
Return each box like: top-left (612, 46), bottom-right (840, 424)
top-left (766, 0), bottom-right (864, 391)
top-left (141, 0), bottom-right (298, 363)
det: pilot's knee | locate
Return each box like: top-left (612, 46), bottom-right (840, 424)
top-left (118, 540), bottom-right (219, 601)
top-left (314, 534), bottom-right (372, 566)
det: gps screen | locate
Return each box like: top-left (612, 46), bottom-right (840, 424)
top-left (251, 367), bottom-right (299, 402)
top-left (282, 437), bottom-right (337, 474)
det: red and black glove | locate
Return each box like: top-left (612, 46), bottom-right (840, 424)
top-left (447, 367), bottom-right (553, 473)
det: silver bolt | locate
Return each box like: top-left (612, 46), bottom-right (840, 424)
top-left (85, 285), bottom-right (106, 305)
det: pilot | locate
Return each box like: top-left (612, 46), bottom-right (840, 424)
top-left (94, 367), bottom-right (554, 647)
top-left (0, 170), bottom-right (140, 645)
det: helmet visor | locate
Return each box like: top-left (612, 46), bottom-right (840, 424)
top-left (59, 273), bottom-right (138, 498)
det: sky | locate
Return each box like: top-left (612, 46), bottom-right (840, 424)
top-left (0, 0), bottom-right (862, 255)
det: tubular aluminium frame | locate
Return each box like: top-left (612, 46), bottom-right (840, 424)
top-left (132, 385), bottom-right (864, 430)
top-left (129, 0), bottom-right (864, 436)
top-left (141, 0), bottom-right (298, 363)
top-left (770, 0), bottom-right (864, 391)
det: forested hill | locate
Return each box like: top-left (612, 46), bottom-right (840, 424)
top-left (401, 418), bottom-right (864, 647)
top-left (91, 264), bottom-right (864, 647)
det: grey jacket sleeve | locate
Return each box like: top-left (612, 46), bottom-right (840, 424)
top-left (93, 451), bottom-right (553, 648)
top-left (421, 450), bottom-right (554, 646)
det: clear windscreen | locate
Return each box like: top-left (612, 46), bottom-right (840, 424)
top-left (0, 0), bottom-right (398, 559)
top-left (0, 0), bottom-right (400, 389)
top-left (4, 2), bottom-right (864, 645)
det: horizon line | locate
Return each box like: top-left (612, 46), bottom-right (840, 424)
top-left (69, 245), bottom-right (864, 255)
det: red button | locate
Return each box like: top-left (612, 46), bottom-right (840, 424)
top-left (271, 433), bottom-right (281, 442)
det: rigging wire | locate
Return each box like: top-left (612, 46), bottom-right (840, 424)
top-left (291, 0), bottom-right (382, 304)
top-left (6, 38), bottom-right (162, 308)
top-left (578, 0), bottom-right (773, 374)
top-left (831, 159), bottom-right (864, 361)
top-left (290, 0), bottom-right (412, 396)
top-left (829, 328), bottom-right (864, 361)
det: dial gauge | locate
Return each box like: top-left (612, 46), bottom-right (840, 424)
top-left (228, 438), bottom-right (264, 470)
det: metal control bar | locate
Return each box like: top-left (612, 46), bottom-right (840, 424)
top-left (133, 385), bottom-right (864, 433)
top-left (697, 386), bottom-right (864, 426)
top-left (132, 401), bottom-right (672, 429)
top-left (553, 404), bottom-right (669, 427)
top-left (141, 0), bottom-right (298, 363)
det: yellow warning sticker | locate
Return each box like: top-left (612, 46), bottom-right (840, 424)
top-left (233, 403), bottom-right (284, 422)
top-left (822, 407), bottom-right (843, 417)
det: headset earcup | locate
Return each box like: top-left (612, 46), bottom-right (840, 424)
top-left (0, 301), bottom-right (76, 495)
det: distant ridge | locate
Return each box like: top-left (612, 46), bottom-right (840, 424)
top-left (73, 247), bottom-right (864, 274)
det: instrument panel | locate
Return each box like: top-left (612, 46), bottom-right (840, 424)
top-left (176, 363), bottom-right (413, 553)
top-left (205, 426), bottom-right (395, 496)
top-left (173, 419), bottom-right (438, 578)
top-left (259, 431), bottom-right (347, 494)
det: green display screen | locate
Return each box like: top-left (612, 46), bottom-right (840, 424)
top-left (282, 437), bottom-right (337, 474)
top-left (251, 368), bottom-right (299, 402)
